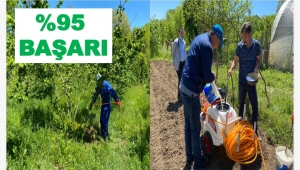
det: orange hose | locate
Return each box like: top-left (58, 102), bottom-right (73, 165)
top-left (201, 104), bottom-right (266, 170)
top-left (223, 120), bottom-right (266, 170)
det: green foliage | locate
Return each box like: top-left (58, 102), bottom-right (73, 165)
top-left (150, 4), bottom-right (185, 59)
top-left (152, 0), bottom-right (277, 68)
top-left (212, 65), bottom-right (293, 148)
top-left (150, 17), bottom-right (162, 58)
top-left (113, 8), bottom-right (131, 38)
top-left (7, 85), bottom-right (150, 170)
top-left (151, 47), bottom-right (172, 62)
top-left (182, 0), bottom-right (252, 45)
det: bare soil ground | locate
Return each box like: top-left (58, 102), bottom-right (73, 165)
top-left (150, 60), bottom-right (292, 170)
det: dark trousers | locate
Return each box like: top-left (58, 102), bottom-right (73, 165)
top-left (238, 82), bottom-right (258, 134)
top-left (180, 91), bottom-right (203, 168)
top-left (176, 61), bottom-right (185, 100)
top-left (100, 105), bottom-right (111, 138)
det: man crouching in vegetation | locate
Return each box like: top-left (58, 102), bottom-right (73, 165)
top-left (89, 73), bottom-right (121, 141)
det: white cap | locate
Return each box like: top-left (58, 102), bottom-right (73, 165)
top-left (96, 73), bottom-right (101, 81)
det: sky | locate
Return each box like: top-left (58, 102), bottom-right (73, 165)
top-left (48, 0), bottom-right (150, 29)
top-left (48, 0), bottom-right (279, 29)
top-left (150, 0), bottom-right (279, 20)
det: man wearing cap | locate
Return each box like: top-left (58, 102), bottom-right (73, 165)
top-left (89, 73), bottom-right (121, 140)
top-left (172, 27), bottom-right (187, 102)
top-left (179, 24), bottom-right (224, 170)
top-left (228, 22), bottom-right (261, 140)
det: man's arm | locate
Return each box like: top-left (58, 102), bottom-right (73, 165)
top-left (89, 86), bottom-right (100, 110)
top-left (200, 43), bottom-right (215, 83)
top-left (228, 43), bottom-right (240, 77)
top-left (230, 56), bottom-right (239, 70)
top-left (171, 40), bottom-right (177, 59)
top-left (254, 42), bottom-right (262, 74)
top-left (254, 55), bottom-right (261, 74)
top-left (91, 86), bottom-right (100, 104)
top-left (228, 56), bottom-right (239, 76)
top-left (105, 81), bottom-right (119, 102)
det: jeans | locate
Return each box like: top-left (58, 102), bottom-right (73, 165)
top-left (177, 61), bottom-right (185, 100)
top-left (180, 91), bottom-right (203, 169)
top-left (100, 105), bottom-right (111, 138)
top-left (238, 82), bottom-right (258, 134)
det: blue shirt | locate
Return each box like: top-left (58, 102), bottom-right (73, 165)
top-left (180, 32), bottom-right (215, 95)
top-left (92, 80), bottom-right (119, 105)
top-left (178, 38), bottom-right (186, 61)
top-left (236, 38), bottom-right (261, 84)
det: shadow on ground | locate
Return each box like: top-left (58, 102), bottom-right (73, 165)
top-left (167, 101), bottom-right (183, 112)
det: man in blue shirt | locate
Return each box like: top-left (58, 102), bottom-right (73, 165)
top-left (228, 22), bottom-right (261, 140)
top-left (89, 73), bottom-right (121, 140)
top-left (179, 24), bottom-right (224, 170)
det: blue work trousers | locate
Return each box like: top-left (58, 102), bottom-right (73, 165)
top-left (100, 105), bottom-right (111, 138)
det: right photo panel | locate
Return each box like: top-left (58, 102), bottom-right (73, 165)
top-left (150, 0), bottom-right (294, 170)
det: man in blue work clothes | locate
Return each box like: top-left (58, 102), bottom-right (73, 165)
top-left (228, 22), bottom-right (261, 140)
top-left (179, 24), bottom-right (224, 170)
top-left (89, 73), bottom-right (121, 140)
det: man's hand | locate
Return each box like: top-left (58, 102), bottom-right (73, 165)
top-left (228, 69), bottom-right (232, 77)
top-left (254, 68), bottom-right (259, 75)
top-left (116, 100), bottom-right (121, 106)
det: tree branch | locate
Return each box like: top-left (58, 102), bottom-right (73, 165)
top-left (259, 70), bottom-right (270, 104)
top-left (73, 80), bottom-right (90, 122)
top-left (56, 64), bottom-right (71, 114)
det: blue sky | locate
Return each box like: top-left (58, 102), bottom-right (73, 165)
top-left (48, 0), bottom-right (150, 29)
top-left (150, 0), bottom-right (279, 20)
top-left (48, 0), bottom-right (279, 29)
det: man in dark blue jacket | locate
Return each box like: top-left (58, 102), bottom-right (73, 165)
top-left (89, 73), bottom-right (121, 140)
top-left (179, 24), bottom-right (224, 170)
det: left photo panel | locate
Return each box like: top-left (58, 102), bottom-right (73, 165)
top-left (6, 1), bottom-right (150, 169)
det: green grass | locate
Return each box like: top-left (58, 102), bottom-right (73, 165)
top-left (7, 85), bottom-right (150, 170)
top-left (213, 64), bottom-right (293, 148)
top-left (151, 47), bottom-right (172, 61)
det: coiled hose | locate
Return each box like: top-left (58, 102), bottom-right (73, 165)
top-left (202, 105), bottom-right (266, 170)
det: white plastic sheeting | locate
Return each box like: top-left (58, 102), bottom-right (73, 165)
top-left (268, 0), bottom-right (293, 72)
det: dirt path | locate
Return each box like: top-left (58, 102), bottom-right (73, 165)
top-left (150, 60), bottom-right (289, 170)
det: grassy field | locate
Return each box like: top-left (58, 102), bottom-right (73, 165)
top-left (7, 85), bottom-right (150, 170)
top-left (152, 48), bottom-right (294, 149)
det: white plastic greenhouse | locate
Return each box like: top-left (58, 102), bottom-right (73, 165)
top-left (268, 0), bottom-right (293, 72)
